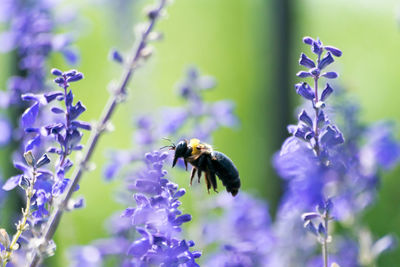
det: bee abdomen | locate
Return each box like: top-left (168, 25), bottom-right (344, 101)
top-left (211, 151), bottom-right (241, 196)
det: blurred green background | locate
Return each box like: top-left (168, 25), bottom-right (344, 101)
top-left (2, 0), bottom-right (400, 265)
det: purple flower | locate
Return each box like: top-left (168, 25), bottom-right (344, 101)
top-left (202, 193), bottom-right (273, 266)
top-left (318, 52), bottom-right (334, 70)
top-left (360, 122), bottom-right (400, 171)
top-left (295, 82), bottom-right (315, 100)
top-left (302, 37), bottom-right (342, 58)
top-left (299, 53), bottom-right (316, 69)
top-left (271, 37), bottom-right (399, 266)
top-left (0, 117), bottom-right (12, 146)
top-left (0, 0), bottom-right (79, 108)
top-left (31, 189), bottom-right (51, 220)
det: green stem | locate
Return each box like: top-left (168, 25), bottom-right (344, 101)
top-left (2, 169), bottom-right (36, 267)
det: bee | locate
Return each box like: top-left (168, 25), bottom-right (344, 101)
top-left (165, 138), bottom-right (241, 197)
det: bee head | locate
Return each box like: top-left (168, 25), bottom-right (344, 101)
top-left (172, 140), bottom-right (192, 167)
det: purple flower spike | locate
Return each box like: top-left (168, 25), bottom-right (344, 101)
top-left (299, 53), bottom-right (316, 69)
top-left (318, 52), bottom-right (334, 70)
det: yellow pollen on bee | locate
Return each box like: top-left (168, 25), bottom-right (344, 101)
top-left (189, 138), bottom-right (212, 155)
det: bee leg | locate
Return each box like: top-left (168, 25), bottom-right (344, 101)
top-left (204, 172), bottom-right (211, 194)
top-left (209, 171), bottom-right (218, 193)
top-left (206, 157), bottom-right (218, 193)
top-left (190, 167), bottom-right (197, 186)
top-left (197, 154), bottom-right (208, 183)
top-left (184, 159), bottom-right (188, 171)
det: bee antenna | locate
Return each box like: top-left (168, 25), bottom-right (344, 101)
top-left (160, 137), bottom-right (176, 150)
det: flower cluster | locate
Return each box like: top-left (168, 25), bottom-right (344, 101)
top-left (71, 152), bottom-right (201, 266)
top-left (0, 69), bottom-right (89, 264)
top-left (0, 0), bottom-right (78, 108)
top-left (271, 37), bottom-right (400, 266)
top-left (292, 37), bottom-right (344, 156)
top-left (0, 0), bottom-right (79, 227)
top-left (302, 199), bottom-right (335, 267)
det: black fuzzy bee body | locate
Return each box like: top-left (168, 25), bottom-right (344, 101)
top-left (169, 138), bottom-right (240, 196)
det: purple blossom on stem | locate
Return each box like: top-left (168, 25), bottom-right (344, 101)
top-left (302, 199), bottom-right (335, 267)
top-left (0, 69), bottom-right (88, 265)
top-left (28, 0), bottom-right (172, 265)
top-left (0, 0), bottom-right (80, 249)
top-left (71, 152), bottom-right (201, 266)
top-left (271, 37), bottom-right (400, 265)
top-left (124, 151), bottom-right (201, 266)
top-left (0, 0), bottom-right (79, 108)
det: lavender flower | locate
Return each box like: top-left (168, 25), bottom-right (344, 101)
top-left (271, 37), bottom-right (400, 266)
top-left (0, 117), bottom-right (12, 147)
top-left (0, 0), bottom-right (78, 107)
top-left (124, 151), bottom-right (201, 266)
top-left (201, 193), bottom-right (273, 266)
top-left (0, 69), bottom-right (88, 265)
top-left (302, 199), bottom-right (335, 267)
top-left (0, 2), bottom-right (80, 254)
top-left (71, 152), bottom-right (201, 266)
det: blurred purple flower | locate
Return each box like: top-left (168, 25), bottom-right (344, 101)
top-left (202, 193), bottom-right (273, 266)
top-left (0, 0), bottom-right (79, 107)
top-left (0, 117), bottom-right (12, 146)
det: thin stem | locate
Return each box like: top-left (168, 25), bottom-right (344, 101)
top-left (313, 52), bottom-right (322, 156)
top-left (60, 77), bottom-right (70, 167)
top-left (27, 1), bottom-right (166, 266)
top-left (322, 241), bottom-right (328, 267)
top-left (3, 168), bottom-right (37, 267)
top-left (322, 214), bottom-right (329, 267)
top-left (313, 76), bottom-right (320, 155)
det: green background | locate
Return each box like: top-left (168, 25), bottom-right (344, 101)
top-left (2, 0), bottom-right (400, 265)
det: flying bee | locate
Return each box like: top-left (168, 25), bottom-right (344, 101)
top-left (164, 138), bottom-right (241, 197)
